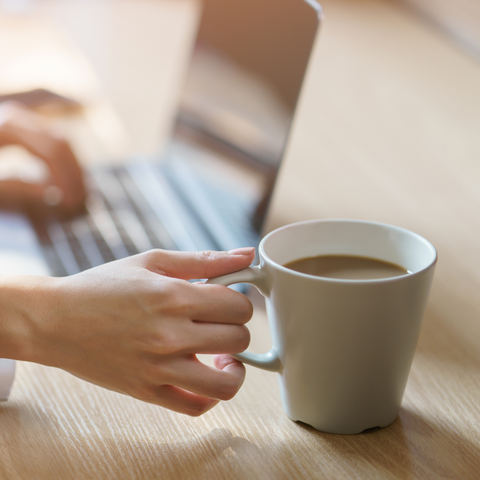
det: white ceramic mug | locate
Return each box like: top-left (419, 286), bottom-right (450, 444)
top-left (207, 219), bottom-right (437, 434)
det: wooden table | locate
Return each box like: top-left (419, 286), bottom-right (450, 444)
top-left (1, 0), bottom-right (480, 478)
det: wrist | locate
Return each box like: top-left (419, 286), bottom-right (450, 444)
top-left (0, 274), bottom-right (60, 362)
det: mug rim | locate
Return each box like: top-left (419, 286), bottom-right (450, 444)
top-left (259, 218), bottom-right (438, 284)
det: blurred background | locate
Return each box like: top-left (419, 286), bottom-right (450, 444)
top-left (401, 0), bottom-right (480, 56)
top-left (0, 0), bottom-right (479, 236)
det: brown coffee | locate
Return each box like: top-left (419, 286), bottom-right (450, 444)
top-left (284, 254), bottom-right (409, 280)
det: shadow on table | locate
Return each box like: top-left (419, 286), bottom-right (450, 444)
top-left (2, 400), bottom-right (480, 479)
top-left (296, 407), bottom-right (480, 479)
top-left (151, 427), bottom-right (286, 479)
top-left (0, 405), bottom-right (283, 480)
top-left (417, 286), bottom-right (480, 372)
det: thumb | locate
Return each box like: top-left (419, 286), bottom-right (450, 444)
top-left (146, 247), bottom-right (256, 280)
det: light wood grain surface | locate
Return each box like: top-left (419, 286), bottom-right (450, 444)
top-left (399, 0), bottom-right (480, 56)
top-left (1, 0), bottom-right (480, 478)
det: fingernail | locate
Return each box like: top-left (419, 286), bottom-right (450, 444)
top-left (228, 247), bottom-right (255, 256)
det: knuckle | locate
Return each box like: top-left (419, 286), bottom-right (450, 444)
top-left (147, 248), bottom-right (165, 260)
top-left (235, 325), bottom-right (251, 352)
top-left (194, 250), bottom-right (215, 278)
top-left (140, 323), bottom-right (183, 355)
top-left (137, 249), bottom-right (165, 269)
top-left (195, 250), bottom-right (214, 260)
top-left (143, 361), bottom-right (171, 383)
top-left (161, 285), bottom-right (193, 317)
top-left (130, 382), bottom-right (158, 403)
top-left (185, 403), bottom-right (211, 417)
top-left (236, 296), bottom-right (254, 322)
top-left (217, 379), bottom-right (239, 401)
top-left (143, 278), bottom-right (191, 317)
top-left (152, 329), bottom-right (183, 355)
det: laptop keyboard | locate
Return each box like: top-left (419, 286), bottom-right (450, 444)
top-left (38, 166), bottom-right (179, 276)
top-left (37, 159), bottom-right (259, 277)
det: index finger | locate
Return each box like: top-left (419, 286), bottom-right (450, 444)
top-left (144, 248), bottom-right (256, 280)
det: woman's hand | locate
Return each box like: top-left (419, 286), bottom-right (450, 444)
top-left (0, 101), bottom-right (86, 216)
top-left (1, 248), bottom-right (255, 416)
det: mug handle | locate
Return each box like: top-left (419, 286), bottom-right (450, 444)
top-left (206, 266), bottom-right (283, 373)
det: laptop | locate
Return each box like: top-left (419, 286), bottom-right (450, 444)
top-left (0, 0), bottom-right (323, 279)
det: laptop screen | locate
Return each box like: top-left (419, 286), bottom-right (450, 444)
top-left (171, 0), bottom-right (322, 229)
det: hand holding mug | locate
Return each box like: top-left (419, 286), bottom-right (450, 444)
top-left (0, 249), bottom-right (255, 415)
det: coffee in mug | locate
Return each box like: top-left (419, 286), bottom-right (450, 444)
top-left (284, 254), bottom-right (409, 280)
